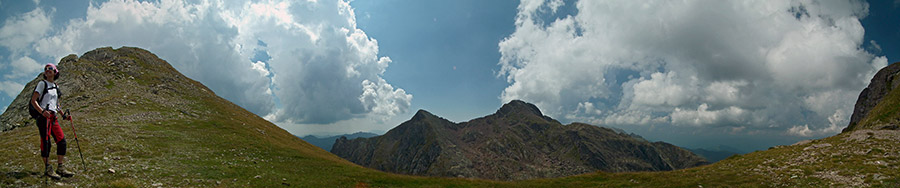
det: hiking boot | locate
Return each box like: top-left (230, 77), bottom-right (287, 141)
top-left (56, 163), bottom-right (75, 177)
top-left (44, 164), bottom-right (61, 180)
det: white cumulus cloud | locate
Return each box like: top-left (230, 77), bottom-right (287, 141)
top-left (0, 81), bottom-right (24, 98)
top-left (788, 124), bottom-right (813, 137)
top-left (498, 0), bottom-right (885, 137)
top-left (360, 78), bottom-right (412, 123)
top-left (5, 0), bottom-right (411, 128)
top-left (222, 0), bottom-right (411, 124)
top-left (0, 7), bottom-right (51, 51)
top-left (631, 72), bottom-right (697, 107)
top-left (6, 56), bottom-right (43, 79)
top-left (671, 104), bottom-right (749, 127)
top-left (34, 0), bottom-right (274, 116)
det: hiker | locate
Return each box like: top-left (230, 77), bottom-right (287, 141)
top-left (30, 63), bottom-right (75, 179)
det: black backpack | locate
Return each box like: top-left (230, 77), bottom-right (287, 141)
top-left (28, 80), bottom-right (61, 119)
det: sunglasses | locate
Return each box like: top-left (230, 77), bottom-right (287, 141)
top-left (45, 67), bottom-right (55, 71)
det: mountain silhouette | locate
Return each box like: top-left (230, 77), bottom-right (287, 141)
top-left (332, 100), bottom-right (708, 180)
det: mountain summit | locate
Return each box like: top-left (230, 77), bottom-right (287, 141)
top-left (332, 100), bottom-right (708, 180)
top-left (411, 109), bottom-right (441, 121)
top-left (496, 99), bottom-right (543, 117)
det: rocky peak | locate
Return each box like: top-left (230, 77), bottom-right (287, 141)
top-left (382, 109), bottom-right (455, 138)
top-left (411, 109), bottom-right (439, 121)
top-left (496, 100), bottom-right (544, 117)
top-left (844, 62), bottom-right (900, 133)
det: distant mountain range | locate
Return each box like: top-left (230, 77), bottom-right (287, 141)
top-left (298, 132), bottom-right (379, 151)
top-left (558, 122), bottom-right (744, 163)
top-left (687, 147), bottom-right (741, 163)
top-left (332, 100), bottom-right (708, 180)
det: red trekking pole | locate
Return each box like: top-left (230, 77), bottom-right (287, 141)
top-left (63, 109), bottom-right (87, 172)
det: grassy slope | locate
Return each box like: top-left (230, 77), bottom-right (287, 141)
top-left (1, 47), bottom-right (897, 187)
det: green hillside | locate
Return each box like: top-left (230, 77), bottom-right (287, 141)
top-left (1, 47), bottom-right (898, 187)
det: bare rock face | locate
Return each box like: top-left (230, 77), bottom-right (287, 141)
top-left (331, 100), bottom-right (708, 181)
top-left (844, 62), bottom-right (900, 133)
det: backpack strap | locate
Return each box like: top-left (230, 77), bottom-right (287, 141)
top-left (37, 81), bottom-right (57, 109)
top-left (37, 80), bottom-right (48, 103)
top-left (52, 83), bottom-right (61, 111)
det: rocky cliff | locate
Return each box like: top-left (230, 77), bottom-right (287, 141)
top-left (844, 62), bottom-right (900, 132)
top-left (331, 100), bottom-right (708, 180)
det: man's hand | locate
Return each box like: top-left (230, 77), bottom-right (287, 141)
top-left (41, 110), bottom-right (51, 119)
top-left (61, 109), bottom-right (71, 120)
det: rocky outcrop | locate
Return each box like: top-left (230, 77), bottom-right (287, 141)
top-left (844, 62), bottom-right (900, 133)
top-left (331, 100), bottom-right (708, 180)
top-left (300, 132), bottom-right (378, 151)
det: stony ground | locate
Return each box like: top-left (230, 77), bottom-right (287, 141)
top-left (745, 129), bottom-right (900, 187)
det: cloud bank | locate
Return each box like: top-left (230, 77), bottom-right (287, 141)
top-left (2, 0), bottom-right (411, 128)
top-left (499, 0), bottom-right (886, 137)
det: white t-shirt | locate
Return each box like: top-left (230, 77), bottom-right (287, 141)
top-left (33, 80), bottom-right (60, 113)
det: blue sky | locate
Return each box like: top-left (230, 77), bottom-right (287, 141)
top-left (351, 0), bottom-right (518, 122)
top-left (0, 0), bottom-right (897, 152)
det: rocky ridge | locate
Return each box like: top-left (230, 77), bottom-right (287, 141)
top-left (844, 62), bottom-right (900, 132)
top-left (331, 100), bottom-right (708, 181)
